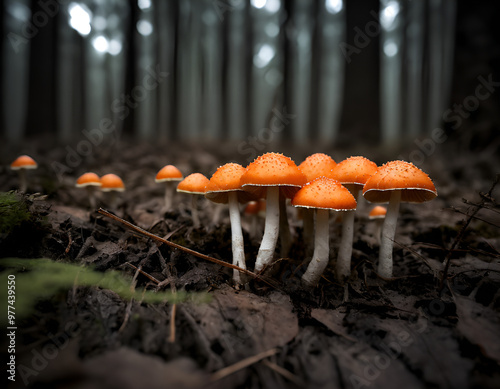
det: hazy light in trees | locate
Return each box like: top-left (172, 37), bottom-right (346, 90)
top-left (69, 3), bottom-right (92, 36)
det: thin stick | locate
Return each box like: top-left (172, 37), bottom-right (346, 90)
top-left (99, 208), bottom-right (279, 288)
top-left (261, 359), bottom-right (305, 387)
top-left (449, 206), bottom-right (500, 228)
top-left (440, 174), bottom-right (499, 290)
top-left (125, 262), bottom-right (160, 284)
top-left (65, 231), bottom-right (73, 254)
top-left (210, 348), bottom-right (278, 382)
top-left (119, 299), bottom-right (134, 333)
top-left (168, 303), bottom-right (177, 343)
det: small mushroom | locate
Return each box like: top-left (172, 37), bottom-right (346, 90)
top-left (363, 161), bottom-right (437, 278)
top-left (205, 163), bottom-right (258, 284)
top-left (329, 156), bottom-right (378, 281)
top-left (292, 177), bottom-right (357, 287)
top-left (240, 153), bottom-right (306, 272)
top-left (100, 173), bottom-right (125, 209)
top-left (76, 172), bottom-right (101, 209)
top-left (244, 199), bottom-right (265, 239)
top-left (298, 153), bottom-right (338, 258)
top-left (155, 165), bottom-right (183, 210)
top-left (177, 173), bottom-right (210, 228)
top-left (368, 205), bottom-right (387, 245)
top-left (10, 155), bottom-right (37, 193)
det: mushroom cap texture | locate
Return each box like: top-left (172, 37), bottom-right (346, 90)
top-left (11, 155), bottom-right (37, 170)
top-left (329, 156), bottom-right (378, 187)
top-left (368, 205), bottom-right (387, 219)
top-left (205, 163), bottom-right (259, 204)
top-left (177, 173), bottom-right (209, 194)
top-left (298, 153), bottom-right (337, 182)
top-left (292, 177), bottom-right (357, 211)
top-left (240, 152), bottom-right (307, 198)
top-left (363, 160), bottom-right (437, 203)
top-left (76, 172), bottom-right (101, 187)
top-left (155, 165), bottom-right (183, 182)
top-left (100, 174), bottom-right (125, 191)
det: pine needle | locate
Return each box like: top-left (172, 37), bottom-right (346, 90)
top-left (210, 348), bottom-right (279, 382)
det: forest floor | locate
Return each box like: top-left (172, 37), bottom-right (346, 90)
top-left (1, 137), bottom-right (500, 389)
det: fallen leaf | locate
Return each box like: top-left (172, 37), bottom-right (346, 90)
top-left (454, 293), bottom-right (500, 365)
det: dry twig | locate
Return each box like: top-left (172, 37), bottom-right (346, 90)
top-left (210, 348), bottom-right (279, 382)
top-left (440, 174), bottom-right (499, 290)
top-left (261, 359), bottom-right (305, 387)
top-left (98, 208), bottom-right (279, 289)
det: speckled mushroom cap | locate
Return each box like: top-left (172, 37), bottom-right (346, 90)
top-left (329, 156), bottom-right (378, 192)
top-left (292, 177), bottom-right (357, 211)
top-left (10, 155), bottom-right (37, 170)
top-left (240, 152), bottom-right (307, 198)
top-left (298, 153), bottom-right (337, 182)
top-left (76, 172), bottom-right (101, 187)
top-left (155, 165), bottom-right (183, 183)
top-left (363, 160), bottom-right (437, 203)
top-left (100, 174), bottom-right (125, 192)
top-left (177, 173), bottom-right (210, 195)
top-left (205, 163), bottom-right (260, 204)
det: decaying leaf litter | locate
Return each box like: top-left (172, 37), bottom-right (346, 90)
top-left (1, 140), bottom-right (499, 389)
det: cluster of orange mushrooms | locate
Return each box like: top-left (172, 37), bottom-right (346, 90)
top-left (9, 152), bottom-right (437, 287)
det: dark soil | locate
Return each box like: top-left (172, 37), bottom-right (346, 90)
top-left (1, 138), bottom-right (500, 389)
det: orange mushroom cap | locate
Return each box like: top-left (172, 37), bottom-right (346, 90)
top-left (100, 174), bottom-right (125, 192)
top-left (244, 199), bottom-right (266, 216)
top-left (240, 152), bottom-right (307, 198)
top-left (205, 163), bottom-right (260, 204)
top-left (368, 205), bottom-right (387, 219)
top-left (76, 172), bottom-right (101, 187)
top-left (10, 155), bottom-right (37, 170)
top-left (292, 177), bottom-right (357, 211)
top-left (155, 165), bottom-right (183, 183)
top-left (363, 160), bottom-right (437, 203)
top-left (329, 156), bottom-right (378, 188)
top-left (298, 153), bottom-right (337, 182)
top-left (244, 201), bottom-right (259, 215)
top-left (177, 173), bottom-right (210, 195)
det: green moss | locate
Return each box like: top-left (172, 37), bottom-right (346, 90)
top-left (0, 257), bottom-right (211, 325)
top-left (0, 191), bottom-right (33, 235)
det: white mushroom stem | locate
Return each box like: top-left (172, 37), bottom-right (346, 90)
top-left (378, 190), bottom-right (402, 278)
top-left (302, 208), bottom-right (314, 257)
top-left (191, 195), bottom-right (200, 228)
top-left (212, 203), bottom-right (225, 225)
top-left (164, 182), bottom-right (175, 210)
top-left (336, 210), bottom-right (355, 281)
top-left (86, 186), bottom-right (98, 210)
top-left (254, 186), bottom-right (280, 272)
top-left (248, 213), bottom-right (259, 238)
top-left (17, 169), bottom-right (27, 193)
top-left (336, 186), bottom-right (360, 282)
top-left (302, 208), bottom-right (329, 286)
top-left (373, 219), bottom-right (383, 245)
top-left (279, 195), bottom-right (292, 258)
top-left (106, 191), bottom-right (120, 209)
top-left (228, 192), bottom-right (246, 284)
